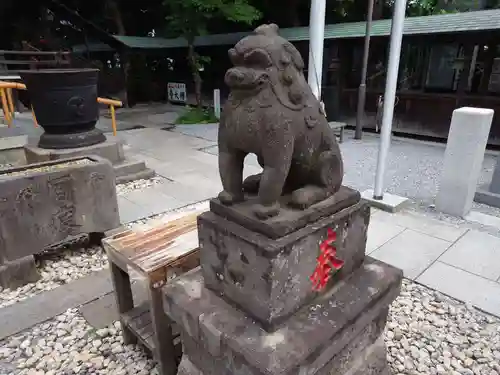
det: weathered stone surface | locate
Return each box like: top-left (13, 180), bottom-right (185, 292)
top-left (198, 201), bottom-right (370, 328)
top-left (217, 24), bottom-right (344, 220)
top-left (163, 258), bottom-right (402, 375)
top-left (436, 107), bottom-right (494, 217)
top-left (24, 137), bottom-right (125, 165)
top-left (210, 186), bottom-right (360, 238)
top-left (0, 156), bottom-right (119, 266)
top-left (475, 155), bottom-right (500, 208)
top-left (0, 255), bottom-right (40, 289)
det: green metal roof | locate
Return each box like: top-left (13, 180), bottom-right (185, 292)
top-left (72, 9), bottom-right (500, 52)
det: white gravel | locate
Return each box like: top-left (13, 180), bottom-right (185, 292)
top-left (387, 279), bottom-right (500, 375)
top-left (1, 279), bottom-right (499, 374)
top-left (116, 176), bottom-right (166, 196)
top-left (0, 309), bottom-right (157, 375)
top-left (0, 244), bottom-right (108, 309)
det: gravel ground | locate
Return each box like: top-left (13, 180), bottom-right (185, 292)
top-left (0, 309), bottom-right (157, 375)
top-left (0, 280), bottom-right (499, 374)
top-left (0, 243), bottom-right (107, 309)
top-left (388, 280), bottom-right (500, 375)
top-left (116, 176), bottom-right (166, 196)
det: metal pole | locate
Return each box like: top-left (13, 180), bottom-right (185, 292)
top-left (355, 0), bottom-right (374, 140)
top-left (373, 0), bottom-right (407, 199)
top-left (307, 0), bottom-right (326, 100)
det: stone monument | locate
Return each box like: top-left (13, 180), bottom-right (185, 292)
top-left (163, 24), bottom-right (402, 375)
top-left (0, 156), bottom-right (119, 288)
top-left (20, 69), bottom-right (154, 184)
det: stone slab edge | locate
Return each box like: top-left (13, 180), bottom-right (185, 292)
top-left (163, 258), bottom-right (402, 375)
top-left (0, 269), bottom-right (113, 340)
top-left (474, 184), bottom-right (500, 208)
top-left (361, 189), bottom-right (410, 213)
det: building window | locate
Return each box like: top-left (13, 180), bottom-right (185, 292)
top-left (425, 44), bottom-right (460, 91)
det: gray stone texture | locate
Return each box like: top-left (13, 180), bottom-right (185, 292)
top-left (0, 269), bottom-right (112, 340)
top-left (217, 24), bottom-right (344, 219)
top-left (0, 255), bottom-right (40, 290)
top-left (24, 137), bottom-right (154, 184)
top-left (163, 258), bottom-right (402, 375)
top-left (475, 155), bottom-right (500, 208)
top-left (0, 156), bottom-right (119, 287)
top-left (436, 107), bottom-right (494, 217)
top-left (198, 200), bottom-right (370, 328)
top-left (210, 186), bottom-right (360, 239)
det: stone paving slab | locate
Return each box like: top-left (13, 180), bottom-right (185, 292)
top-left (372, 210), bottom-right (468, 242)
top-left (80, 281), bottom-right (147, 329)
top-left (0, 270), bottom-right (112, 340)
top-left (417, 261), bottom-right (500, 317)
top-left (370, 229), bottom-right (452, 279)
top-left (438, 230), bottom-right (500, 281)
top-left (365, 219), bottom-right (405, 254)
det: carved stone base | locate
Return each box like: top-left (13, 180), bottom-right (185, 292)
top-left (0, 255), bottom-right (40, 289)
top-left (210, 186), bottom-right (360, 238)
top-left (24, 138), bottom-right (155, 184)
top-left (163, 259), bottom-right (401, 375)
top-left (198, 200), bottom-right (370, 329)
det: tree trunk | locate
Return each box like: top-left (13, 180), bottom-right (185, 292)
top-left (187, 43), bottom-right (203, 108)
top-left (106, 0), bottom-right (129, 106)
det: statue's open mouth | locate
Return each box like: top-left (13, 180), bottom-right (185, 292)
top-left (225, 68), bottom-right (268, 91)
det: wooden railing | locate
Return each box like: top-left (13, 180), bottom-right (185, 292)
top-left (0, 81), bottom-right (122, 135)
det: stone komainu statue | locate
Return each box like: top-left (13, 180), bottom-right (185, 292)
top-left (218, 24), bottom-right (344, 219)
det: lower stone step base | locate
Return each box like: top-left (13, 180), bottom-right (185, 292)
top-left (162, 258), bottom-right (402, 375)
top-left (0, 255), bottom-right (40, 289)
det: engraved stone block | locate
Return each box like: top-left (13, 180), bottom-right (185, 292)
top-left (198, 199), bottom-right (370, 329)
top-left (0, 156), bottom-right (119, 287)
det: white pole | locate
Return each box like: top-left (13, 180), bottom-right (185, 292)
top-left (373, 0), bottom-right (407, 199)
top-left (307, 0), bottom-right (326, 100)
top-left (213, 89), bottom-right (221, 119)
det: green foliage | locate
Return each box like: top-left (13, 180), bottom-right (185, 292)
top-left (163, 0), bottom-right (261, 41)
top-left (175, 107), bottom-right (219, 124)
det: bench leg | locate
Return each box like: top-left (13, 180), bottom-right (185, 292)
top-left (149, 286), bottom-right (177, 375)
top-left (109, 261), bottom-right (137, 345)
top-left (339, 128), bottom-right (345, 143)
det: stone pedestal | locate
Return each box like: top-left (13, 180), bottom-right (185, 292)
top-left (436, 107), bottom-right (494, 217)
top-left (475, 155), bottom-right (500, 208)
top-left (24, 137), bottom-right (155, 184)
top-left (162, 187), bottom-right (402, 375)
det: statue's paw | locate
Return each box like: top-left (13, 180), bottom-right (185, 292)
top-left (242, 173), bottom-right (262, 194)
top-left (254, 203), bottom-right (280, 220)
top-left (218, 190), bottom-right (244, 205)
top-left (290, 186), bottom-right (328, 209)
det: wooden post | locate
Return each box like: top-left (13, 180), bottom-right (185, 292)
top-left (480, 43), bottom-right (496, 94)
top-left (31, 106), bottom-right (38, 127)
top-left (109, 261), bottom-right (137, 345)
top-left (149, 285), bottom-right (177, 375)
top-left (6, 88), bottom-right (14, 116)
top-left (111, 105), bottom-right (117, 136)
top-left (0, 88), bottom-right (11, 126)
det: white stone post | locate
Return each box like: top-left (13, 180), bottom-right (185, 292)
top-left (213, 89), bottom-right (221, 120)
top-left (307, 0), bottom-right (326, 100)
top-left (436, 107), bottom-right (494, 217)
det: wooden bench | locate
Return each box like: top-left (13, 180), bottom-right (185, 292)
top-left (103, 203), bottom-right (207, 375)
top-left (328, 121), bottom-right (347, 143)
